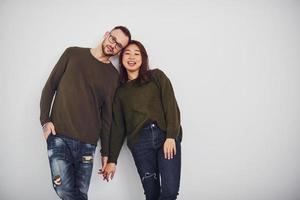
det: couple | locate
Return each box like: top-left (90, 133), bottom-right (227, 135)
top-left (40, 26), bottom-right (182, 200)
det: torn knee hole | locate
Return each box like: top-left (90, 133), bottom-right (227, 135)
top-left (53, 175), bottom-right (62, 187)
top-left (142, 172), bottom-right (157, 181)
top-left (82, 155), bottom-right (93, 163)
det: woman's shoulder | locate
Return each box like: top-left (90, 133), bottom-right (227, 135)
top-left (114, 81), bottom-right (133, 96)
top-left (150, 68), bottom-right (167, 76)
top-left (151, 68), bottom-right (163, 74)
top-left (150, 68), bottom-right (169, 81)
top-left (113, 86), bottom-right (124, 101)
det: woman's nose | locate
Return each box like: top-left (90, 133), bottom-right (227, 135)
top-left (128, 56), bottom-right (135, 60)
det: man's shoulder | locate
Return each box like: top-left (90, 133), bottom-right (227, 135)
top-left (64, 46), bottom-right (87, 54)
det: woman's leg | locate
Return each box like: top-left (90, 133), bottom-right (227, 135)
top-left (131, 126), bottom-right (161, 200)
top-left (157, 139), bottom-right (181, 200)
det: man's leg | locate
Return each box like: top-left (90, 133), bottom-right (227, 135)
top-left (158, 139), bottom-right (181, 200)
top-left (74, 143), bottom-right (96, 200)
top-left (47, 134), bottom-right (77, 200)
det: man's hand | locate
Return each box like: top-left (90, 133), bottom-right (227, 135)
top-left (164, 138), bottom-right (176, 160)
top-left (101, 163), bottom-right (116, 182)
top-left (42, 122), bottom-right (56, 140)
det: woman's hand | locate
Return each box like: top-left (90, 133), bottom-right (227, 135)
top-left (100, 163), bottom-right (116, 182)
top-left (164, 138), bottom-right (176, 159)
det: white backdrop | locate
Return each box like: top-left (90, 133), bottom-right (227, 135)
top-left (1, 0), bottom-right (300, 199)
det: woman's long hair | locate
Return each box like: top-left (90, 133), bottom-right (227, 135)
top-left (119, 40), bottom-right (152, 85)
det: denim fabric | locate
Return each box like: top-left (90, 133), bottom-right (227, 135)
top-left (130, 123), bottom-right (181, 200)
top-left (47, 134), bottom-right (96, 200)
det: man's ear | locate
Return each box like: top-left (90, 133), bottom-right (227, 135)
top-left (104, 31), bottom-right (110, 39)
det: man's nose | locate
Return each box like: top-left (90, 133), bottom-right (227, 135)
top-left (110, 43), bottom-right (117, 50)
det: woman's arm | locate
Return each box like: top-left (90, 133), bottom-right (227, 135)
top-left (154, 69), bottom-right (181, 159)
top-left (102, 93), bottom-right (126, 181)
top-left (107, 93), bottom-right (126, 164)
top-left (154, 69), bottom-right (181, 139)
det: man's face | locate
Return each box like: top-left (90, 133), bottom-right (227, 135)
top-left (102, 29), bottom-right (129, 56)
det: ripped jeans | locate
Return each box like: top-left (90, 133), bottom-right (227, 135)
top-left (46, 134), bottom-right (96, 200)
top-left (130, 123), bottom-right (181, 200)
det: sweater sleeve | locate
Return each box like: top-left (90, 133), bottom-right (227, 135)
top-left (40, 47), bottom-right (70, 126)
top-left (154, 69), bottom-right (181, 139)
top-left (100, 79), bottom-right (119, 156)
top-left (108, 92), bottom-right (126, 164)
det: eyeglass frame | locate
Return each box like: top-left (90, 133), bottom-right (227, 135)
top-left (107, 33), bottom-right (124, 50)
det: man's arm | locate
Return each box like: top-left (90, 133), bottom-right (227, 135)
top-left (40, 47), bottom-right (70, 126)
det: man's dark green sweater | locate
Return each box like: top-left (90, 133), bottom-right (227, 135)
top-left (40, 47), bottom-right (119, 155)
top-left (108, 69), bottom-right (182, 164)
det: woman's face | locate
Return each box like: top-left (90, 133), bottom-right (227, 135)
top-left (122, 44), bottom-right (142, 72)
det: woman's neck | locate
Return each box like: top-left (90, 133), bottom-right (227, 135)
top-left (127, 70), bottom-right (139, 81)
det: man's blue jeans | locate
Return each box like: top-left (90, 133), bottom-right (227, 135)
top-left (46, 134), bottom-right (96, 200)
top-left (130, 123), bottom-right (181, 200)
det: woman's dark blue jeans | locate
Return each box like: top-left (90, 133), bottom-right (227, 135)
top-left (130, 123), bottom-right (181, 200)
top-left (46, 134), bottom-right (96, 200)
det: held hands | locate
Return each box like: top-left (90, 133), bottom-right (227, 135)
top-left (98, 156), bottom-right (115, 182)
top-left (42, 122), bottom-right (56, 140)
top-left (99, 163), bottom-right (116, 182)
top-left (97, 156), bottom-right (108, 180)
top-left (164, 138), bottom-right (176, 159)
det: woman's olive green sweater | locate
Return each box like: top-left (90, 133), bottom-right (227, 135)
top-left (108, 69), bottom-right (182, 164)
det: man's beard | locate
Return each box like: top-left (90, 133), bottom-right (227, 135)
top-left (102, 44), bottom-right (114, 57)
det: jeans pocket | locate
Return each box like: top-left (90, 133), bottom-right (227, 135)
top-left (46, 134), bottom-right (53, 143)
top-left (47, 136), bottom-right (66, 160)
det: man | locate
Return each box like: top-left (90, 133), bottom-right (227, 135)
top-left (40, 26), bottom-right (131, 200)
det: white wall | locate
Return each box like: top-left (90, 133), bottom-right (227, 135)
top-left (1, 0), bottom-right (300, 199)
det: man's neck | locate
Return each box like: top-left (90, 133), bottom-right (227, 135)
top-left (90, 45), bottom-right (111, 64)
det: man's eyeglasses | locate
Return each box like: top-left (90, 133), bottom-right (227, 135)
top-left (108, 34), bottom-right (123, 50)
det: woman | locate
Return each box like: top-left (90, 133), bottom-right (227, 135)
top-left (103, 40), bottom-right (182, 200)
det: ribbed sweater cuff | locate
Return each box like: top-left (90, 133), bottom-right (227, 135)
top-left (166, 130), bottom-right (179, 139)
top-left (100, 148), bottom-right (108, 156)
top-left (108, 157), bottom-right (117, 164)
top-left (40, 118), bottom-right (51, 127)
